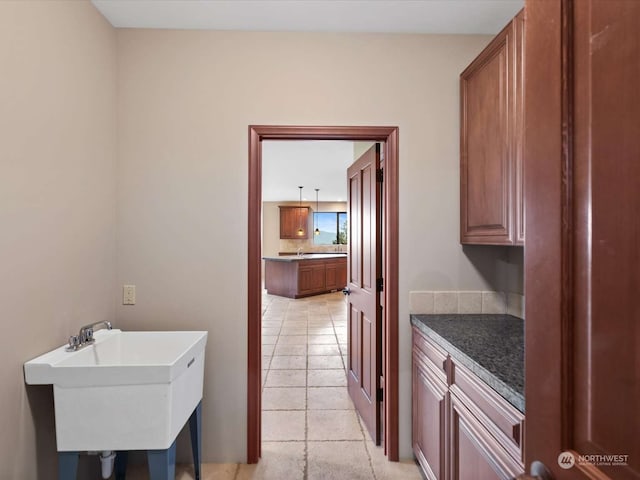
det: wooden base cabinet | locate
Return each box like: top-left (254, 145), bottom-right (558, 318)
top-left (412, 327), bottom-right (524, 480)
top-left (264, 257), bottom-right (347, 299)
top-left (413, 348), bottom-right (448, 480)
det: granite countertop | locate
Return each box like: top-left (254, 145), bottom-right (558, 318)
top-left (411, 314), bottom-right (524, 413)
top-left (263, 254), bottom-right (347, 262)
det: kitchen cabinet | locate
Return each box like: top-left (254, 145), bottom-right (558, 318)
top-left (460, 10), bottom-right (524, 245)
top-left (412, 327), bottom-right (524, 479)
top-left (279, 206), bottom-right (309, 239)
top-left (298, 263), bottom-right (326, 295)
top-left (324, 259), bottom-right (347, 291)
top-left (264, 255), bottom-right (347, 298)
top-left (412, 330), bottom-right (449, 480)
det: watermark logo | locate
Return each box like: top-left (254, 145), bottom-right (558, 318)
top-left (557, 451), bottom-right (629, 469)
top-left (558, 451), bottom-right (576, 469)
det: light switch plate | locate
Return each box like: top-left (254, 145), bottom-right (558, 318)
top-left (123, 285), bottom-right (136, 305)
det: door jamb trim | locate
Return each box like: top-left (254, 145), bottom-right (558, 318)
top-left (247, 125), bottom-right (399, 462)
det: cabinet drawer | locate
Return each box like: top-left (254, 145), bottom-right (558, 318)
top-left (412, 329), bottom-right (449, 384)
top-left (450, 360), bottom-right (524, 465)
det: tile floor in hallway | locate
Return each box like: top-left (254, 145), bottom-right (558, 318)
top-left (127, 292), bottom-right (421, 479)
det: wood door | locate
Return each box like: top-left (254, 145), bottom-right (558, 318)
top-left (524, 1), bottom-right (640, 478)
top-left (346, 144), bottom-right (382, 443)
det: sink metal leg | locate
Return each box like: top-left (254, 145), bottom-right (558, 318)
top-left (189, 401), bottom-right (202, 480)
top-left (114, 451), bottom-right (128, 480)
top-left (58, 451), bottom-right (79, 480)
top-left (147, 440), bottom-right (176, 480)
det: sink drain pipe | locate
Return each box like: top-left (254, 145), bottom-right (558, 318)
top-left (99, 451), bottom-right (116, 479)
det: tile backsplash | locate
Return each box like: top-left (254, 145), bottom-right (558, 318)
top-left (410, 290), bottom-right (524, 319)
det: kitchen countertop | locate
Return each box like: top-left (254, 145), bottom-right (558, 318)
top-left (263, 254), bottom-right (347, 262)
top-left (411, 314), bottom-right (524, 413)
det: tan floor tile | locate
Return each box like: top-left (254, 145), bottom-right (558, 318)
top-left (307, 355), bottom-right (344, 370)
top-left (336, 334), bottom-right (347, 344)
top-left (261, 335), bottom-right (278, 345)
top-left (236, 442), bottom-right (305, 480)
top-left (261, 327), bottom-right (281, 336)
top-left (308, 335), bottom-right (337, 345)
top-left (269, 355), bottom-right (306, 370)
top-left (265, 369), bottom-right (306, 387)
top-left (308, 326), bottom-right (335, 335)
top-left (277, 335), bottom-right (307, 345)
top-left (308, 369), bottom-right (347, 387)
top-left (339, 344), bottom-right (348, 354)
top-left (307, 410), bottom-right (362, 440)
top-left (261, 344), bottom-right (275, 356)
top-left (307, 387), bottom-right (354, 410)
top-left (307, 441), bottom-right (373, 480)
top-left (262, 356), bottom-right (272, 369)
top-left (365, 440), bottom-right (423, 480)
top-left (125, 463), bottom-right (239, 480)
top-left (273, 344), bottom-right (307, 356)
top-left (262, 411), bottom-right (305, 441)
top-left (283, 320), bottom-right (307, 327)
top-left (262, 387), bottom-right (306, 410)
top-left (261, 321), bottom-right (282, 328)
top-left (308, 344), bottom-right (341, 356)
top-left (280, 326), bottom-right (307, 335)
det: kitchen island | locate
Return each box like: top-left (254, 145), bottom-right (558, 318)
top-left (263, 254), bottom-right (347, 298)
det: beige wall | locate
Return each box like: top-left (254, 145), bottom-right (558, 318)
top-left (0, 1), bottom-right (117, 478)
top-left (116, 29), bottom-right (499, 462)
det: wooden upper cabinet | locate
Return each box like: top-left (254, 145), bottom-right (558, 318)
top-left (279, 206), bottom-right (309, 239)
top-left (460, 10), bottom-right (524, 245)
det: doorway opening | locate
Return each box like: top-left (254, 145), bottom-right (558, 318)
top-left (248, 126), bottom-right (399, 463)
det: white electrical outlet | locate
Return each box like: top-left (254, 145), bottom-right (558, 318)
top-left (123, 285), bottom-right (136, 305)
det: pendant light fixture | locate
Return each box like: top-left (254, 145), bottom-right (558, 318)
top-left (297, 186), bottom-right (304, 236)
top-left (314, 188), bottom-right (320, 236)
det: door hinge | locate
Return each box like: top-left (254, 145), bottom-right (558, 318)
top-left (376, 278), bottom-right (384, 292)
top-left (376, 168), bottom-right (383, 183)
top-left (377, 387), bottom-right (384, 402)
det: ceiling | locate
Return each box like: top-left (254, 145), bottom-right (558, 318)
top-left (262, 141), bottom-right (357, 202)
top-left (92, 0), bottom-right (523, 34)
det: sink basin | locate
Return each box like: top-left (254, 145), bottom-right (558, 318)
top-left (24, 329), bottom-right (207, 452)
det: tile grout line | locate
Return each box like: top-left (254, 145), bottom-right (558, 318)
top-left (357, 412), bottom-right (379, 480)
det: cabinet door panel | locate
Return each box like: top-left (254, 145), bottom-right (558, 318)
top-left (280, 207), bottom-right (309, 239)
top-left (325, 262), bottom-right (338, 290)
top-left (311, 264), bottom-right (325, 292)
top-left (413, 352), bottom-right (448, 480)
top-left (450, 394), bottom-right (523, 480)
top-left (460, 26), bottom-right (512, 244)
top-left (298, 267), bottom-right (313, 295)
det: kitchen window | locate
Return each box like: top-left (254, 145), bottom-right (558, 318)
top-left (313, 212), bottom-right (347, 245)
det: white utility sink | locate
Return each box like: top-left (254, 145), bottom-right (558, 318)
top-left (24, 329), bottom-right (207, 452)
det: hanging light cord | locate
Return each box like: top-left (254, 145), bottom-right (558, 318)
top-left (314, 189), bottom-right (320, 235)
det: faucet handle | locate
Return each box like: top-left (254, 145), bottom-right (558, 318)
top-left (66, 335), bottom-right (80, 351)
top-left (83, 328), bottom-right (94, 343)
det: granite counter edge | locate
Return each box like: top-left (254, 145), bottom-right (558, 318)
top-left (410, 315), bottom-right (525, 413)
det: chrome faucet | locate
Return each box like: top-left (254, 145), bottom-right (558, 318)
top-left (66, 321), bottom-right (113, 351)
top-left (297, 247), bottom-right (303, 257)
